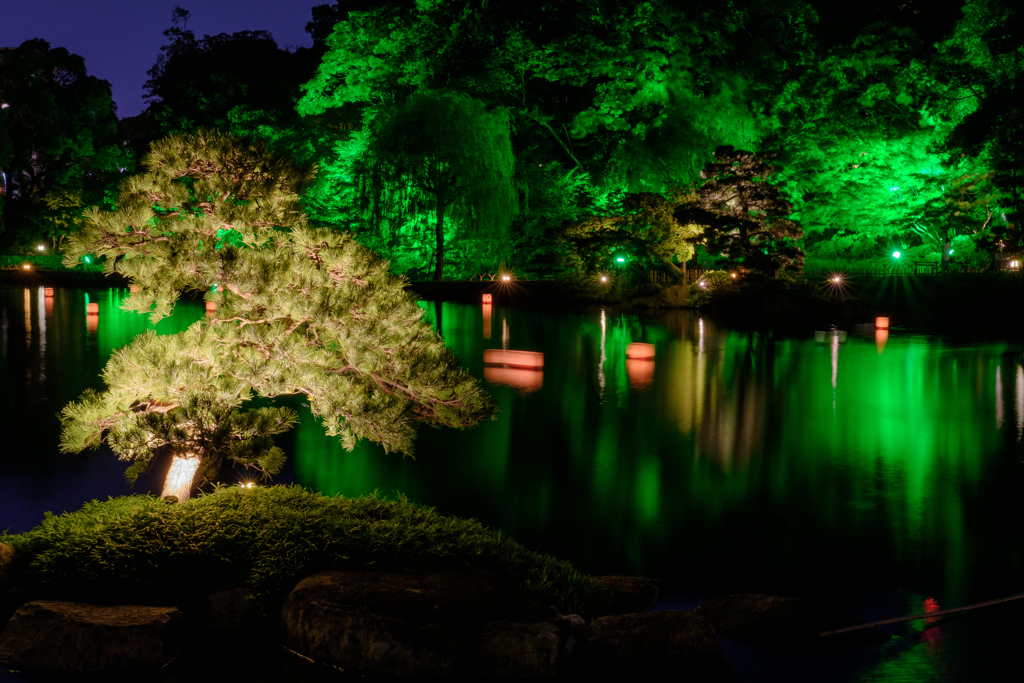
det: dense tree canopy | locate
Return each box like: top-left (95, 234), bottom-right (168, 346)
top-left (4, 0), bottom-right (1022, 274)
top-left (0, 40), bottom-right (126, 250)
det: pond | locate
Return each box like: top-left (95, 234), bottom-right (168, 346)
top-left (2, 284), bottom-right (1024, 682)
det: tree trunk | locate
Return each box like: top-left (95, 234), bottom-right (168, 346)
top-left (434, 200), bottom-right (446, 281)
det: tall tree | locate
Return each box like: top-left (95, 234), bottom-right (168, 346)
top-left (368, 92), bottom-right (516, 280)
top-left (675, 147), bottom-right (804, 275)
top-left (60, 131), bottom-right (495, 496)
top-left (0, 40), bottom-right (125, 249)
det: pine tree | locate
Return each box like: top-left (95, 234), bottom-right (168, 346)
top-left (60, 131), bottom-right (495, 496)
top-left (675, 147), bottom-right (804, 275)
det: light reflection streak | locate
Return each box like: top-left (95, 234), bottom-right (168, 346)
top-left (1017, 364), bottom-right (1023, 440)
top-left (502, 318), bottom-right (509, 350)
top-left (598, 309), bottom-right (607, 399)
top-left (996, 367), bottom-right (1004, 429)
top-left (23, 289), bottom-right (31, 380)
top-left (832, 332), bottom-right (839, 414)
top-left (36, 287), bottom-right (46, 383)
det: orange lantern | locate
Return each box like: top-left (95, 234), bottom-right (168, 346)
top-left (626, 342), bottom-right (656, 360)
top-left (86, 302), bottom-right (99, 315)
top-left (875, 316), bottom-right (889, 330)
top-left (43, 287), bottom-right (54, 297)
top-left (482, 293), bottom-right (493, 304)
top-left (205, 301), bottom-right (217, 313)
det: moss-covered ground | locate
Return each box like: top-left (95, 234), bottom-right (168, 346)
top-left (2, 485), bottom-right (605, 617)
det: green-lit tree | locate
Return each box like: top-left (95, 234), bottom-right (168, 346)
top-left (60, 131), bottom-right (495, 497)
top-left (675, 147), bottom-right (804, 275)
top-left (368, 92), bottom-right (517, 280)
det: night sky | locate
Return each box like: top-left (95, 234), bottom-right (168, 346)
top-left (0, 0), bottom-right (321, 118)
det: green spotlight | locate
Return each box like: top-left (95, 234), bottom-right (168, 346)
top-left (892, 251), bottom-right (901, 259)
top-left (615, 256), bottom-right (626, 264)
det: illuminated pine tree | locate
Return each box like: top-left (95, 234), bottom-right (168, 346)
top-left (60, 131), bottom-right (495, 497)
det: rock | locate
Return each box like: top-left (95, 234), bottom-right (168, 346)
top-left (696, 594), bottom-right (889, 646)
top-left (571, 610), bottom-right (733, 681)
top-left (592, 575), bottom-right (659, 615)
top-left (203, 586), bottom-right (268, 632)
top-left (281, 569), bottom-right (566, 678)
top-left (0, 543), bottom-right (13, 588)
top-left (0, 543), bottom-right (18, 627)
top-left (0, 600), bottom-right (188, 673)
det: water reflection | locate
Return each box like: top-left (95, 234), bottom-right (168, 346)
top-left (5, 293), bottom-right (1024, 682)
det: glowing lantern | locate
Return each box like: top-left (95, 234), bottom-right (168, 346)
top-left (21, 264), bottom-right (30, 270)
top-left (36, 245), bottom-right (45, 252)
top-left (87, 302), bottom-right (99, 315)
top-left (482, 293), bottom-right (493, 304)
top-left (875, 316), bottom-right (889, 330)
top-left (626, 342), bottom-right (655, 360)
top-left (43, 287), bottom-right (54, 297)
top-left (483, 349), bottom-right (544, 369)
top-left (205, 301), bottom-right (217, 313)
top-left (129, 285), bottom-right (140, 293)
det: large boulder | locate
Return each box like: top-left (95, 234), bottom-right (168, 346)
top-left (696, 594), bottom-right (889, 646)
top-left (281, 569), bottom-right (567, 678)
top-left (0, 601), bottom-right (188, 673)
top-left (570, 610), bottom-right (733, 681)
top-left (591, 575), bottom-right (659, 615)
top-left (0, 543), bottom-right (17, 624)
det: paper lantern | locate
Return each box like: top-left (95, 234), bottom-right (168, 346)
top-left (205, 301), bottom-right (217, 313)
top-left (482, 349), bottom-right (544, 369)
top-left (43, 287), bottom-right (54, 297)
top-left (875, 316), bottom-right (889, 330)
top-left (626, 342), bottom-right (656, 360)
top-left (86, 302), bottom-right (99, 315)
top-left (482, 293), bottom-right (493, 304)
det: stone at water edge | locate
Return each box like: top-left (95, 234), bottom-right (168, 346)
top-left (281, 569), bottom-right (567, 678)
top-left (0, 600), bottom-right (189, 673)
top-left (570, 609), bottom-right (734, 681)
top-left (591, 575), bottom-right (659, 615)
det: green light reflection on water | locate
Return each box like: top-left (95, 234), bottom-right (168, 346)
top-left (289, 303), bottom-right (1021, 603)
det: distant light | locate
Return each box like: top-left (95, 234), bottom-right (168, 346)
top-left (948, 249), bottom-right (954, 255)
top-left (22, 264), bottom-right (30, 270)
top-left (730, 272), bottom-right (737, 279)
top-left (600, 275), bottom-right (608, 283)
top-left (502, 275), bottom-right (510, 282)
top-left (833, 276), bottom-right (841, 283)
top-left (83, 256), bottom-right (92, 263)
top-left (0, 103), bottom-right (8, 109)
top-left (211, 283), bottom-right (218, 292)
top-left (36, 245), bottom-right (45, 252)
top-left (615, 257), bottom-right (626, 263)
top-left (892, 251), bottom-right (901, 259)
top-left (698, 280), bottom-right (707, 289)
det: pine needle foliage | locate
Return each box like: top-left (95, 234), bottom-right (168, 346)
top-left (2, 486), bottom-right (605, 617)
top-left (60, 131), bottom-right (495, 488)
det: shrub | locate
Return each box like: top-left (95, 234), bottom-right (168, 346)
top-left (2, 485), bottom-right (604, 616)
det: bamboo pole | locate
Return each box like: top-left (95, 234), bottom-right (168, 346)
top-left (820, 593), bottom-right (1024, 638)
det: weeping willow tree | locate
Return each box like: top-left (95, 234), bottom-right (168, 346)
top-left (60, 131), bottom-right (495, 498)
top-left (366, 91), bottom-right (517, 280)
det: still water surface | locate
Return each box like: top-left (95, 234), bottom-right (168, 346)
top-left (2, 285), bottom-right (1024, 681)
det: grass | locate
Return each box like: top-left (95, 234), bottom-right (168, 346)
top-left (1, 485), bottom-right (605, 617)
